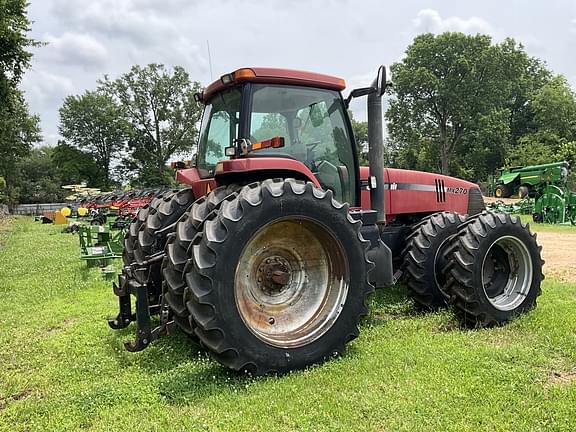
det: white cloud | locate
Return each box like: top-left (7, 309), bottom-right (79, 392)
top-left (44, 32), bottom-right (108, 67)
top-left (20, 1), bottom-right (576, 148)
top-left (21, 71), bottom-right (75, 145)
top-left (21, 70), bottom-right (75, 111)
top-left (413, 9), bottom-right (494, 36)
top-left (570, 18), bottom-right (576, 34)
top-left (52, 0), bottom-right (180, 45)
top-left (42, 133), bottom-right (62, 147)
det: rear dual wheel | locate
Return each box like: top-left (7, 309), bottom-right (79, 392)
top-left (443, 212), bottom-right (544, 326)
top-left (176, 179), bottom-right (373, 375)
top-left (162, 185), bottom-right (241, 334)
top-left (132, 188), bottom-right (195, 294)
top-left (402, 212), bottom-right (467, 309)
top-left (122, 189), bottom-right (194, 304)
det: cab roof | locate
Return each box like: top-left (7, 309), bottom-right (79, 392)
top-left (202, 67), bottom-right (346, 101)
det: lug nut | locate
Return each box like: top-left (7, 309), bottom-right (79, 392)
top-left (268, 317), bottom-right (275, 325)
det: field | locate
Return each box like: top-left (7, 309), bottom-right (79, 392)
top-left (1, 216), bottom-right (575, 431)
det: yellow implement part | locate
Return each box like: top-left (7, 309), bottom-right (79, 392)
top-left (77, 207), bottom-right (89, 217)
top-left (60, 207), bottom-right (72, 217)
top-left (54, 210), bottom-right (68, 225)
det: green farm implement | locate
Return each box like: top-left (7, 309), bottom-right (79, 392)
top-left (532, 184), bottom-right (576, 224)
top-left (488, 173), bottom-right (576, 225)
top-left (79, 223), bottom-right (126, 270)
top-left (487, 197), bottom-right (535, 215)
top-left (494, 161), bottom-right (569, 198)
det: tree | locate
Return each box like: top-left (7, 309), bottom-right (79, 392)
top-left (0, 176), bottom-right (6, 203)
top-left (349, 111), bottom-right (369, 165)
top-left (10, 146), bottom-right (65, 204)
top-left (532, 75), bottom-right (576, 140)
top-left (0, 0), bottom-right (40, 100)
top-left (0, 89), bottom-right (41, 202)
top-left (0, 0), bottom-right (42, 203)
top-left (59, 90), bottom-right (128, 189)
top-left (506, 76), bottom-right (576, 170)
top-left (101, 64), bottom-right (202, 185)
top-left (387, 33), bottom-right (548, 178)
top-left (52, 141), bottom-right (103, 188)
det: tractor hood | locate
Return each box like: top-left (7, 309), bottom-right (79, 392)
top-left (359, 167), bottom-right (483, 222)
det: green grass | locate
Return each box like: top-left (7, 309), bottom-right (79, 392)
top-left (1, 217), bottom-right (576, 431)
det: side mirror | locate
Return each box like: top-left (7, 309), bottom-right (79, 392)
top-left (375, 65), bottom-right (392, 96)
top-left (344, 65), bottom-right (393, 108)
top-left (344, 87), bottom-right (374, 108)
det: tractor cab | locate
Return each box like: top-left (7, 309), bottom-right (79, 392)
top-left (194, 68), bottom-right (359, 205)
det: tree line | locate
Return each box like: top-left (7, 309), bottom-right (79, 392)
top-left (0, 0), bottom-right (41, 204)
top-left (383, 33), bottom-right (576, 185)
top-left (59, 64), bottom-right (202, 189)
top-left (1, 2), bottom-right (575, 204)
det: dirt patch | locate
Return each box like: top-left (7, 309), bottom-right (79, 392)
top-left (547, 369), bottom-right (576, 386)
top-left (0, 388), bottom-right (36, 412)
top-left (46, 318), bottom-right (77, 335)
top-left (536, 232), bottom-right (576, 283)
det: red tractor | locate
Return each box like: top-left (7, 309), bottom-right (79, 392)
top-left (109, 67), bottom-right (543, 375)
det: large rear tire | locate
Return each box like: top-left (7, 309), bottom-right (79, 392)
top-left (119, 191), bottom-right (176, 307)
top-left (443, 212), bottom-right (544, 327)
top-left (184, 179), bottom-right (373, 375)
top-left (163, 185), bottom-right (241, 334)
top-left (402, 212), bottom-right (466, 309)
top-left (131, 188), bottom-right (195, 298)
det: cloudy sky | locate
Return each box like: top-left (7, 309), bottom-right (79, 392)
top-left (22, 0), bottom-right (576, 146)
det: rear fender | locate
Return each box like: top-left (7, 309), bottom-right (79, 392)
top-left (214, 158), bottom-right (321, 188)
top-left (176, 167), bottom-right (216, 199)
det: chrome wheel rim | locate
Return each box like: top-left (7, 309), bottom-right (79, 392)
top-left (481, 235), bottom-right (533, 311)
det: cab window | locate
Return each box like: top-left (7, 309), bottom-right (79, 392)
top-left (249, 84), bottom-right (356, 204)
top-left (197, 87), bottom-right (242, 176)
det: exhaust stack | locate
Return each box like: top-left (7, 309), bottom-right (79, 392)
top-left (367, 66), bottom-right (389, 224)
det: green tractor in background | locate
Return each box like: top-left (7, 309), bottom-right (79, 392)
top-left (494, 161), bottom-right (570, 198)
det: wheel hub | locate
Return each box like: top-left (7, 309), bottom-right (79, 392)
top-left (256, 256), bottom-right (292, 295)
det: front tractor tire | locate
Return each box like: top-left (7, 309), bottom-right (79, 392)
top-left (184, 179), bottom-right (373, 375)
top-left (402, 212), bottom-right (467, 309)
top-left (444, 212), bottom-right (544, 327)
